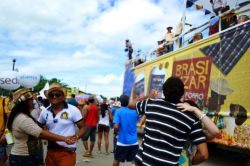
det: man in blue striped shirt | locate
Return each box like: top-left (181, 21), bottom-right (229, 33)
top-left (130, 76), bottom-right (208, 166)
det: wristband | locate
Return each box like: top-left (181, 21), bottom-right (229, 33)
top-left (199, 113), bottom-right (206, 121)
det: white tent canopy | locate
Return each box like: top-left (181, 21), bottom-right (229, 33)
top-left (38, 82), bottom-right (49, 98)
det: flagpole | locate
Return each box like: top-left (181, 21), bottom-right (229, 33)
top-left (180, 0), bottom-right (188, 48)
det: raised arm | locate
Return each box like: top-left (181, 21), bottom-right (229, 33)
top-left (176, 103), bottom-right (219, 139)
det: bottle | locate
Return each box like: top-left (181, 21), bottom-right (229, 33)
top-left (4, 129), bottom-right (14, 144)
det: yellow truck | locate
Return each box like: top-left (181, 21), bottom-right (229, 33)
top-left (122, 20), bottom-right (250, 159)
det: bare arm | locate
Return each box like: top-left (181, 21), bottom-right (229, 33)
top-left (39, 130), bottom-right (74, 144)
top-left (75, 119), bottom-right (86, 139)
top-left (138, 115), bottom-right (146, 128)
top-left (113, 124), bottom-right (119, 136)
top-left (82, 105), bottom-right (89, 121)
top-left (108, 110), bottom-right (113, 122)
top-left (128, 90), bottom-right (158, 109)
top-left (192, 143), bottom-right (209, 165)
top-left (176, 103), bottom-right (219, 139)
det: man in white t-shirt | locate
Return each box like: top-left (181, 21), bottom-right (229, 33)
top-left (165, 26), bottom-right (175, 52)
top-left (38, 83), bottom-right (85, 166)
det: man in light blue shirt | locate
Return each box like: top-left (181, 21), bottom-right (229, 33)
top-left (113, 95), bottom-right (139, 166)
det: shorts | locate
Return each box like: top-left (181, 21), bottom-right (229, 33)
top-left (114, 145), bottom-right (138, 162)
top-left (0, 144), bottom-right (5, 163)
top-left (81, 126), bottom-right (96, 142)
top-left (98, 124), bottom-right (110, 133)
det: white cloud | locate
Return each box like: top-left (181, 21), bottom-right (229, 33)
top-left (91, 73), bottom-right (122, 85)
top-left (0, 0), bottom-right (211, 97)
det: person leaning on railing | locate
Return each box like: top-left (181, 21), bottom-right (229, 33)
top-left (237, 15), bottom-right (249, 24)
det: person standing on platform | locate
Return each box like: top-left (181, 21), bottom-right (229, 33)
top-left (125, 39), bottom-right (133, 60)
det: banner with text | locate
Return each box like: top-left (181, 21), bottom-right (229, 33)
top-left (172, 57), bottom-right (212, 101)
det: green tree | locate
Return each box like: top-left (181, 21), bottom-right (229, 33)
top-left (33, 75), bottom-right (48, 92)
top-left (33, 76), bottom-right (68, 93)
top-left (0, 88), bottom-right (11, 96)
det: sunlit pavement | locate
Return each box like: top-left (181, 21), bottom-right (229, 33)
top-left (42, 129), bottom-right (248, 166)
top-left (43, 129), bottom-right (131, 166)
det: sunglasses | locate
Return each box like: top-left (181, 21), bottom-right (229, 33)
top-left (48, 92), bottom-right (63, 98)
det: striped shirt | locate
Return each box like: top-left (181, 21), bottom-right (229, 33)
top-left (134, 98), bottom-right (206, 166)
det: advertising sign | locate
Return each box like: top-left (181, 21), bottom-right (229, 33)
top-left (134, 73), bottom-right (145, 100)
top-left (148, 67), bottom-right (165, 98)
top-left (172, 57), bottom-right (212, 101)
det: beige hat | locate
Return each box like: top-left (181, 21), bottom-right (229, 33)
top-left (210, 78), bottom-right (234, 96)
top-left (13, 88), bottom-right (33, 104)
top-left (47, 83), bottom-right (66, 96)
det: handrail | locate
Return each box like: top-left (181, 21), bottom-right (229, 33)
top-left (131, 5), bottom-right (250, 69)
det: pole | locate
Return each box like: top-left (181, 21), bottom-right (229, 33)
top-left (12, 59), bottom-right (16, 71)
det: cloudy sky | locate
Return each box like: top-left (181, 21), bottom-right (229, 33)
top-left (0, 0), bottom-right (210, 97)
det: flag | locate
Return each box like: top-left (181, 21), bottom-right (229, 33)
top-left (186, 0), bottom-right (198, 8)
top-left (186, 0), bottom-right (212, 15)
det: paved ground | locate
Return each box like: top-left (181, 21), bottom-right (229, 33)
top-left (42, 130), bottom-right (248, 166)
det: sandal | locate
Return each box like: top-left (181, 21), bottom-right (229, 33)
top-left (83, 151), bottom-right (91, 157)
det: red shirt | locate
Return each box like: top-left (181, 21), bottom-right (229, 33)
top-left (85, 103), bottom-right (98, 127)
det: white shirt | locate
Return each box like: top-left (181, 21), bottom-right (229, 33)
top-left (212, 0), bottom-right (227, 10)
top-left (38, 104), bottom-right (82, 148)
top-left (165, 32), bottom-right (175, 44)
top-left (99, 111), bottom-right (110, 126)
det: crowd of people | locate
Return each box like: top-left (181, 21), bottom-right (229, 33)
top-left (0, 76), bottom-right (221, 166)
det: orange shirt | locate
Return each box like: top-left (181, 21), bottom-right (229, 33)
top-left (0, 97), bottom-right (11, 132)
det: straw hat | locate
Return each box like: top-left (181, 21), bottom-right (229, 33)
top-left (12, 88), bottom-right (33, 104)
top-left (210, 78), bottom-right (234, 96)
top-left (47, 83), bottom-right (66, 96)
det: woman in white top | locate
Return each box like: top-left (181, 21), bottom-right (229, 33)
top-left (97, 102), bottom-right (112, 154)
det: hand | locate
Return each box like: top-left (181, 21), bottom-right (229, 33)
top-left (176, 103), bottom-right (194, 112)
top-left (0, 134), bottom-right (6, 144)
top-left (69, 135), bottom-right (79, 142)
top-left (149, 90), bottom-right (158, 99)
top-left (64, 136), bottom-right (76, 145)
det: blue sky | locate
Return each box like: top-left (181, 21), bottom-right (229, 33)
top-left (0, 0), bottom-right (211, 97)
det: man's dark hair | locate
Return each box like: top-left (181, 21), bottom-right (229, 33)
top-left (120, 95), bottom-right (129, 107)
top-left (42, 99), bottom-right (50, 107)
top-left (71, 94), bottom-right (75, 98)
top-left (88, 97), bottom-right (95, 103)
top-left (101, 103), bottom-right (109, 118)
top-left (163, 76), bottom-right (184, 103)
top-left (37, 96), bottom-right (43, 102)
